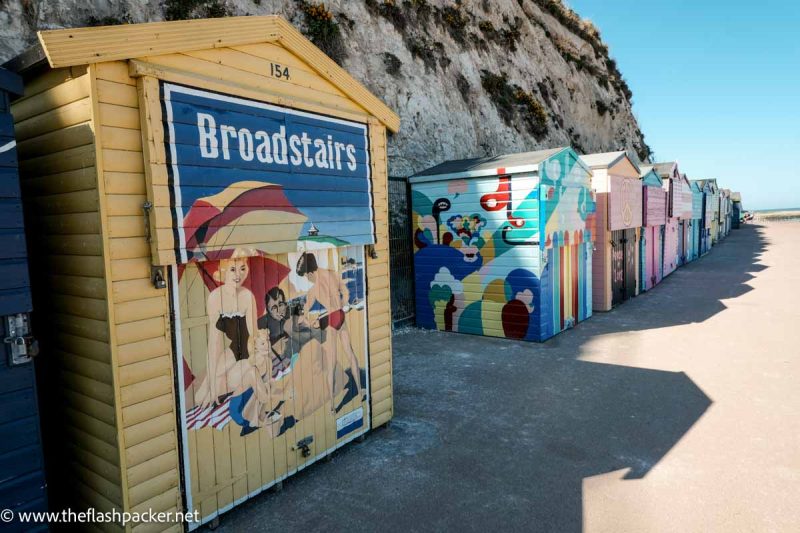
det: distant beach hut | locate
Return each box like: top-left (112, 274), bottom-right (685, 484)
top-left (675, 173), bottom-right (694, 265)
top-left (410, 147), bottom-right (596, 341)
top-left (689, 180), bottom-right (705, 261)
top-left (638, 165), bottom-right (667, 292)
top-left (580, 151), bottom-right (643, 310)
top-left (694, 179), bottom-right (715, 254)
top-left (654, 162), bottom-right (681, 277)
top-left (731, 192), bottom-right (743, 229)
top-left (720, 189), bottom-right (732, 237)
top-left (704, 179), bottom-right (722, 244)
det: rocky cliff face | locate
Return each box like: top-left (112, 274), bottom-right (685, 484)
top-left (0, 0), bottom-right (651, 176)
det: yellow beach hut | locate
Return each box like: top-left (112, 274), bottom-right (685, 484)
top-left (7, 16), bottom-right (398, 531)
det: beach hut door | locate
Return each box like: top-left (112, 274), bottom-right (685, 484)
top-left (283, 244), bottom-right (371, 465)
top-left (169, 246), bottom-right (370, 528)
top-left (612, 229), bottom-right (637, 305)
top-left (611, 230), bottom-right (625, 306)
top-left (623, 229), bottom-right (637, 301)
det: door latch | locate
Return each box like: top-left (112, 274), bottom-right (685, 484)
top-left (294, 436), bottom-right (314, 458)
top-left (4, 313), bottom-right (38, 366)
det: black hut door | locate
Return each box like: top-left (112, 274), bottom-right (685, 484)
top-left (611, 230), bottom-right (625, 306)
top-left (623, 228), bottom-right (637, 301)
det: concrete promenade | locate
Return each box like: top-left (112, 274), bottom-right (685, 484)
top-left (216, 223), bottom-right (799, 532)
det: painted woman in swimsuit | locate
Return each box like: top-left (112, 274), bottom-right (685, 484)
top-left (297, 252), bottom-right (364, 415)
top-left (194, 250), bottom-right (276, 430)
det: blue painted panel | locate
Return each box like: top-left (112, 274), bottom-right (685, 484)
top-left (0, 290), bottom-right (32, 316)
top-left (0, 168), bottom-right (22, 198)
top-left (0, 471), bottom-right (46, 510)
top-left (0, 198), bottom-right (24, 228)
top-left (0, 259), bottom-right (30, 289)
top-left (538, 248), bottom-right (554, 341)
top-left (0, 230), bottom-right (28, 258)
top-left (0, 445), bottom-right (45, 490)
top-left (0, 68), bottom-right (47, 521)
top-left (0, 114), bottom-right (15, 139)
top-left (0, 69), bottom-right (23, 95)
top-left (160, 82), bottom-right (375, 263)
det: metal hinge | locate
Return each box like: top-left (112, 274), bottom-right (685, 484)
top-left (143, 201), bottom-right (153, 243)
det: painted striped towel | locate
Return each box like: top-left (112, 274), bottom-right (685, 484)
top-left (185, 400), bottom-right (231, 431)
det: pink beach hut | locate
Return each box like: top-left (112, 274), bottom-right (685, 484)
top-left (580, 151), bottom-right (643, 311)
top-left (653, 162), bottom-right (681, 277)
top-left (638, 165), bottom-right (667, 292)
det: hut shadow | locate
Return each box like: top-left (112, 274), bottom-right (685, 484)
top-left (217, 331), bottom-right (712, 533)
top-left (565, 223), bottom-right (768, 338)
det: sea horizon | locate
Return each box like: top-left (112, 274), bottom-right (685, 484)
top-left (753, 207), bottom-right (800, 213)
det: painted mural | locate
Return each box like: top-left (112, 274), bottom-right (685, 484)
top-left (158, 81), bottom-right (374, 518)
top-left (174, 245), bottom-right (369, 519)
top-left (161, 82), bottom-right (375, 262)
top-left (608, 175), bottom-right (643, 230)
top-left (412, 150), bottom-right (595, 342)
top-left (178, 246), bottom-right (367, 438)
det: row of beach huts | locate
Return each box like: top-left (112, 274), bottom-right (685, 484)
top-left (0, 16), bottom-right (744, 532)
top-left (410, 148), bottom-right (743, 342)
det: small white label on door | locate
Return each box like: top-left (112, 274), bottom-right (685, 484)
top-left (336, 407), bottom-right (364, 439)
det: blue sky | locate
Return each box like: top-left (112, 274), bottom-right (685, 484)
top-left (568, 0), bottom-right (799, 210)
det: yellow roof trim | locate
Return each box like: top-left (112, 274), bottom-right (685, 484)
top-left (37, 15), bottom-right (399, 132)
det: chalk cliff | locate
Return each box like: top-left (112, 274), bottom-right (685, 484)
top-left (0, 0), bottom-right (652, 176)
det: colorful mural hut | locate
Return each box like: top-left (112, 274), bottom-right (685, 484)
top-left (638, 165), bottom-right (667, 292)
top-left (731, 192), bottom-right (743, 229)
top-left (675, 173), bottom-right (694, 265)
top-left (410, 147), bottom-right (595, 342)
top-left (0, 66), bottom-right (48, 530)
top-left (653, 162), bottom-right (681, 277)
top-left (580, 151), bottom-right (642, 311)
top-left (688, 180), bottom-right (704, 262)
top-left (8, 16), bottom-right (398, 531)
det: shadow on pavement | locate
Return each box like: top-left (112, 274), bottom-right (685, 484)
top-left (215, 226), bottom-right (765, 532)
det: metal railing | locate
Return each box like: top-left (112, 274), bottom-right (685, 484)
top-left (388, 176), bottom-right (415, 328)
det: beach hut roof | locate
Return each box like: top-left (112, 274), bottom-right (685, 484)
top-left (653, 161), bottom-right (678, 178)
top-left (640, 166), bottom-right (663, 186)
top-left (410, 146), bottom-right (583, 182)
top-left (696, 179), bottom-right (719, 193)
top-left (579, 150), bottom-right (624, 167)
top-left (3, 15), bottom-right (399, 132)
top-left (579, 150), bottom-right (638, 170)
